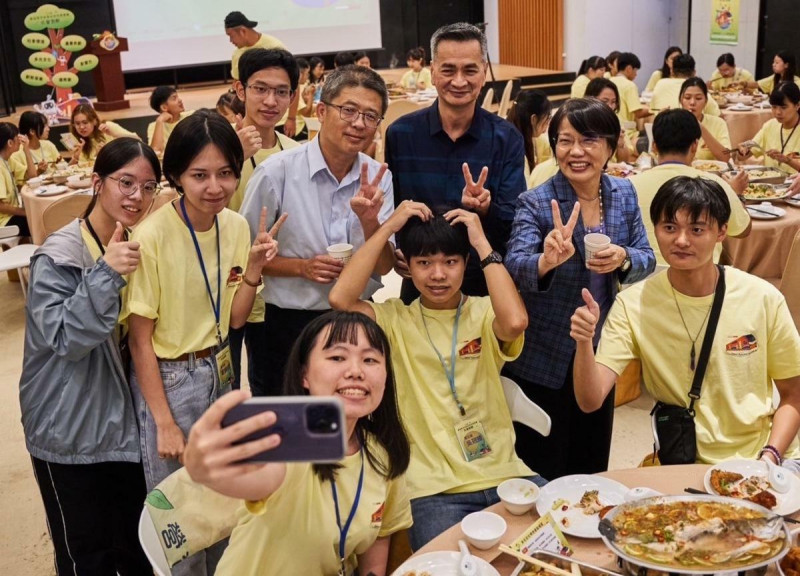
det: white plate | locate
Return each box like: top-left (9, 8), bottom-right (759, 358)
top-left (703, 459), bottom-right (800, 516)
top-left (35, 185), bottom-right (69, 197)
top-left (784, 194), bottom-right (800, 207)
top-left (747, 203), bottom-right (786, 219)
top-left (391, 551), bottom-right (501, 576)
top-left (535, 475), bottom-right (628, 538)
top-left (728, 104), bottom-right (754, 111)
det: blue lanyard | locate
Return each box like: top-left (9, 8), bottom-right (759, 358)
top-left (421, 295), bottom-right (466, 416)
top-left (179, 196), bottom-right (223, 344)
top-left (330, 446), bottom-right (364, 574)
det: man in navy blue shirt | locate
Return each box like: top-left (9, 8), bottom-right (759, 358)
top-left (385, 22), bottom-right (526, 299)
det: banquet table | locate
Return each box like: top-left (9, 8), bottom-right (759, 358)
top-left (22, 184), bottom-right (177, 245)
top-left (407, 464), bottom-right (800, 575)
top-left (722, 203), bottom-right (800, 281)
top-left (721, 107), bottom-right (774, 146)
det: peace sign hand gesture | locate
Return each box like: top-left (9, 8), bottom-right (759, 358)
top-left (246, 207), bottom-right (287, 282)
top-left (350, 162), bottom-right (387, 224)
top-left (461, 163), bottom-right (491, 216)
top-left (540, 199), bottom-right (581, 274)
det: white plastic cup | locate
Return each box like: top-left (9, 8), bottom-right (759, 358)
top-left (327, 243), bottom-right (353, 264)
top-left (584, 232), bottom-right (611, 268)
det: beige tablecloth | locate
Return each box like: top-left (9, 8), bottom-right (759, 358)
top-left (722, 107), bottom-right (774, 146)
top-left (722, 204), bottom-right (800, 281)
top-left (410, 464), bottom-right (798, 575)
top-left (22, 185), bottom-right (177, 245)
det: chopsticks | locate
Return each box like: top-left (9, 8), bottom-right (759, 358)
top-left (684, 488), bottom-right (800, 524)
top-left (746, 205), bottom-right (781, 218)
top-left (499, 544), bottom-right (575, 576)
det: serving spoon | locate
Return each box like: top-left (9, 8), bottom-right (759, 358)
top-left (458, 539), bottom-right (478, 576)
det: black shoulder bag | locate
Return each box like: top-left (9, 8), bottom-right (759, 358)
top-left (650, 266), bottom-right (726, 465)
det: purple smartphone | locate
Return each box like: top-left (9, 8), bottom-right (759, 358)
top-left (221, 396), bottom-right (346, 463)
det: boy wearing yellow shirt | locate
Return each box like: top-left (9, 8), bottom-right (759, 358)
top-left (629, 109), bottom-right (750, 266)
top-left (330, 202), bottom-right (543, 550)
top-left (570, 176), bottom-right (800, 465)
top-left (610, 53), bottom-right (649, 141)
top-left (146, 87), bottom-right (192, 153)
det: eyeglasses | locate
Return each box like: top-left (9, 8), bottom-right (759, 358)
top-left (323, 102), bottom-right (383, 128)
top-left (244, 83), bottom-right (294, 100)
top-left (107, 175), bottom-right (160, 196)
top-left (555, 135), bottom-right (608, 151)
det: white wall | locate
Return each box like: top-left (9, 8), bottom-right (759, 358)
top-left (688, 0), bottom-right (760, 80)
top-left (563, 0), bottom-right (686, 91)
top-left (483, 0), bottom-right (500, 63)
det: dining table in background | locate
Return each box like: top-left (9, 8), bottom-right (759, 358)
top-left (21, 184), bottom-right (178, 245)
top-left (406, 464), bottom-right (800, 576)
top-left (722, 203), bottom-right (800, 282)
top-left (722, 107), bottom-right (774, 147)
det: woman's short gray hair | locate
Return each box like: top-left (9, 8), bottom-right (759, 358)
top-left (430, 22), bottom-right (488, 63)
top-left (320, 65), bottom-right (389, 115)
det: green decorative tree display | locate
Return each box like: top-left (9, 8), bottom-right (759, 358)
top-left (19, 4), bottom-right (99, 103)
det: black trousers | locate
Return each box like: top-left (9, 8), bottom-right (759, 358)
top-left (7, 214), bottom-right (30, 237)
top-left (229, 320), bottom-right (268, 391)
top-left (508, 361), bottom-right (616, 480)
top-left (255, 305), bottom-right (329, 396)
top-left (31, 456), bottom-right (152, 576)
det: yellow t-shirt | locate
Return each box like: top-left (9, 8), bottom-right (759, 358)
top-left (146, 111), bottom-right (192, 148)
top-left (709, 67), bottom-right (754, 89)
top-left (596, 267), bottom-right (800, 464)
top-left (570, 74), bottom-right (591, 98)
top-left (751, 118), bottom-right (800, 174)
top-left (230, 33), bottom-right (286, 80)
top-left (644, 69), bottom-right (663, 93)
top-left (216, 442), bottom-right (412, 576)
top-left (628, 163), bottom-right (749, 265)
top-left (231, 132), bottom-right (298, 323)
top-left (122, 203), bottom-right (254, 358)
top-left (400, 67), bottom-right (432, 90)
top-left (611, 75), bottom-right (643, 126)
top-left (78, 121), bottom-right (138, 163)
top-left (535, 133), bottom-right (552, 164)
top-left (370, 297), bottom-right (532, 500)
top-left (0, 160), bottom-right (20, 228)
top-left (528, 157), bottom-right (559, 189)
top-left (757, 75), bottom-right (800, 95)
top-left (696, 114), bottom-right (731, 160)
top-left (9, 140), bottom-right (59, 186)
top-left (651, 78), bottom-right (721, 116)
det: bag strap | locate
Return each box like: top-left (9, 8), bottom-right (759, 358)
top-left (687, 265), bottom-right (726, 415)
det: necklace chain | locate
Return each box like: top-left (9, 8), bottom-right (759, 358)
top-left (668, 268), bottom-right (718, 371)
top-left (579, 186), bottom-right (604, 233)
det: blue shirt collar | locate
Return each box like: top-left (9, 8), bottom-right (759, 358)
top-left (427, 99), bottom-right (483, 140)
top-left (306, 134), bottom-right (363, 186)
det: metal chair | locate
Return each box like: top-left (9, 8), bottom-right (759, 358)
top-left (42, 194), bottom-right (92, 239)
top-left (500, 375), bottom-right (552, 436)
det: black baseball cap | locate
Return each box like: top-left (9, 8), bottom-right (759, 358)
top-left (224, 11), bottom-right (257, 29)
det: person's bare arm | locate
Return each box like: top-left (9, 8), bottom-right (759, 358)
top-left (634, 106), bottom-right (651, 119)
top-left (0, 202), bottom-right (25, 217)
top-left (356, 536), bottom-right (390, 576)
top-left (149, 112), bottom-right (172, 152)
top-left (764, 376), bottom-right (800, 460)
top-left (282, 90), bottom-right (300, 137)
top-left (350, 163), bottom-right (395, 275)
top-left (570, 288), bottom-right (619, 412)
top-left (699, 122), bottom-right (731, 162)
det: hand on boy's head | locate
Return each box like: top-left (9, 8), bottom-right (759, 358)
top-left (385, 200), bottom-right (433, 232)
top-left (444, 208), bottom-right (489, 248)
top-left (393, 248), bottom-right (411, 278)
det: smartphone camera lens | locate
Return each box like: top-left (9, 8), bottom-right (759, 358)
top-left (307, 404), bottom-right (339, 434)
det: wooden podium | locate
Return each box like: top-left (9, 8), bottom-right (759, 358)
top-left (87, 37), bottom-right (130, 111)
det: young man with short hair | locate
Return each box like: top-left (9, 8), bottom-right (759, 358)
top-left (650, 54), bottom-right (721, 115)
top-left (329, 202), bottom-right (542, 550)
top-left (628, 109), bottom-right (750, 265)
top-left (570, 176), bottom-right (800, 465)
top-left (610, 52), bottom-right (650, 136)
top-left (146, 86), bottom-right (191, 152)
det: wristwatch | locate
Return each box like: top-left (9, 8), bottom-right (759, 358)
top-left (480, 251), bottom-right (503, 269)
top-left (620, 249), bottom-right (632, 272)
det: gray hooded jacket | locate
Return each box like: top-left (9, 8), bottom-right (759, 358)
top-left (19, 219), bottom-right (140, 464)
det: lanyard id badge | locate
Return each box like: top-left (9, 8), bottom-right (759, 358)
top-left (454, 419), bottom-right (492, 462)
top-left (331, 446), bottom-right (364, 576)
top-left (179, 197), bottom-right (234, 388)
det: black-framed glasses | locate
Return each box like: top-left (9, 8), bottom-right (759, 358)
top-left (323, 102), bottom-right (383, 128)
top-left (107, 175), bottom-right (160, 196)
top-left (244, 83), bottom-right (294, 100)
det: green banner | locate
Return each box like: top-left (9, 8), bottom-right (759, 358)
top-left (710, 0), bottom-right (740, 45)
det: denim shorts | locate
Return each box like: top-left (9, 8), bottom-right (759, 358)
top-left (408, 475), bottom-right (548, 551)
top-left (130, 356), bottom-right (229, 492)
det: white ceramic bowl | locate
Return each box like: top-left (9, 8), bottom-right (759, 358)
top-left (497, 478), bottom-right (540, 515)
top-left (460, 511), bottom-right (506, 550)
top-left (27, 177), bottom-right (44, 187)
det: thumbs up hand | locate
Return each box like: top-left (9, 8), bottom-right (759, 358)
top-left (570, 288), bottom-right (601, 343)
top-left (103, 221), bottom-right (141, 275)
